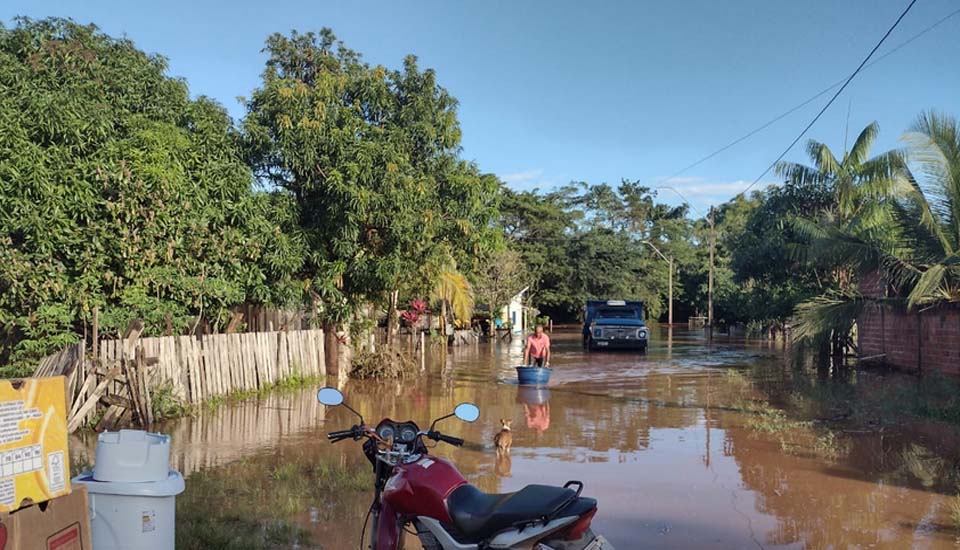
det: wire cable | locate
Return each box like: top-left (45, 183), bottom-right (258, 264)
top-left (649, 4), bottom-right (959, 193)
top-left (736, 0), bottom-right (920, 198)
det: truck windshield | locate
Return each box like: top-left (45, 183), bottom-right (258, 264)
top-left (596, 308), bottom-right (639, 319)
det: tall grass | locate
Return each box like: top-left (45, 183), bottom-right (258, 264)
top-left (176, 453), bottom-right (369, 550)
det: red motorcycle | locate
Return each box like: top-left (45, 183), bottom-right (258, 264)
top-left (318, 388), bottom-right (615, 550)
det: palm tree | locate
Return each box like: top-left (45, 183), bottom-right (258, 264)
top-left (778, 123), bottom-right (907, 350)
top-left (431, 267), bottom-right (474, 331)
top-left (790, 113), bottom-right (960, 349)
top-left (890, 111), bottom-right (960, 306)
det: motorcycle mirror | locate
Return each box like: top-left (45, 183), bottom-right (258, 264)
top-left (317, 387), bottom-right (344, 406)
top-left (317, 387), bottom-right (364, 424)
top-left (453, 403), bottom-right (480, 423)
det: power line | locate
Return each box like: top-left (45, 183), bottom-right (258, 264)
top-left (650, 2), bottom-right (957, 202)
top-left (736, 0), bottom-right (920, 198)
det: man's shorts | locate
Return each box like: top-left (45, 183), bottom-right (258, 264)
top-left (530, 356), bottom-right (546, 367)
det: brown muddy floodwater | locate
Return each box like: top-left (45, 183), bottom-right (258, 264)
top-left (71, 329), bottom-right (960, 549)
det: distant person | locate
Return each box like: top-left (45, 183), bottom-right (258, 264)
top-left (524, 324), bottom-right (551, 367)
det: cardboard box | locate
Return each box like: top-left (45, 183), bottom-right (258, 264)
top-left (0, 377), bottom-right (70, 512)
top-left (0, 484), bottom-right (92, 550)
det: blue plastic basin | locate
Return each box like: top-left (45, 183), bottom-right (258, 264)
top-left (516, 366), bottom-right (551, 386)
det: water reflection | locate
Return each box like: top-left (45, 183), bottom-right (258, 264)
top-left (517, 385), bottom-right (550, 435)
top-left (69, 328), bottom-right (960, 549)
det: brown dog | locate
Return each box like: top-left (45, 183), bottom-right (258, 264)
top-left (493, 419), bottom-right (513, 455)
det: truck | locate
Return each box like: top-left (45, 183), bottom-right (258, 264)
top-left (582, 299), bottom-right (648, 351)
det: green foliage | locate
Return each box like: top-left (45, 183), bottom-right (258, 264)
top-left (431, 267), bottom-right (474, 322)
top-left (500, 181), bottom-right (693, 322)
top-left (243, 29), bottom-right (500, 326)
top-left (151, 385), bottom-right (189, 420)
top-left (781, 115), bottom-right (960, 342)
top-left (721, 182), bottom-right (833, 326)
top-left (472, 247), bottom-right (524, 314)
top-left (0, 18), bottom-right (300, 374)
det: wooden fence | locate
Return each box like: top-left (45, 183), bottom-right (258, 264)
top-left (94, 329), bottom-right (326, 404)
top-left (35, 329), bottom-right (327, 432)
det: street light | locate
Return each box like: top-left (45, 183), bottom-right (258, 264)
top-left (642, 240), bottom-right (673, 326)
top-left (654, 186), bottom-right (715, 332)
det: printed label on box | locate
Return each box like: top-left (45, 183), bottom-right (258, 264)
top-left (142, 510), bottom-right (157, 533)
top-left (0, 478), bottom-right (14, 507)
top-left (47, 450), bottom-right (65, 493)
top-left (0, 400), bottom-right (41, 445)
top-left (47, 523), bottom-right (82, 550)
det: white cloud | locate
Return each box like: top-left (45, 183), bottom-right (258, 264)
top-left (500, 169), bottom-right (544, 185)
top-left (650, 177), bottom-right (780, 216)
top-left (654, 177), bottom-right (779, 198)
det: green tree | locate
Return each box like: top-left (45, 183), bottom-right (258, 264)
top-left (893, 111), bottom-right (960, 306)
top-left (243, 28), bottom-right (500, 356)
top-left (472, 247), bottom-right (525, 317)
top-left (780, 123), bottom-right (906, 348)
top-left (0, 18), bottom-right (299, 374)
top-left (500, 182), bottom-right (691, 322)
top-left (719, 184), bottom-right (832, 328)
top-left (791, 113), bottom-right (960, 344)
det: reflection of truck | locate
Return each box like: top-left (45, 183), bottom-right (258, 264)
top-left (582, 300), bottom-right (648, 351)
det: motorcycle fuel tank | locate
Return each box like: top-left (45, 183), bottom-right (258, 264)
top-left (383, 456), bottom-right (467, 523)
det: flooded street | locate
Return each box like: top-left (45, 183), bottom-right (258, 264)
top-left (72, 329), bottom-right (960, 549)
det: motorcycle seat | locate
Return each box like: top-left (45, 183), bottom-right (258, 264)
top-left (445, 483), bottom-right (594, 541)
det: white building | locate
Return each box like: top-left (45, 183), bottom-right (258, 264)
top-left (500, 287), bottom-right (528, 334)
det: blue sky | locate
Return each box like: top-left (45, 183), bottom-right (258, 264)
top-left (5, 0), bottom-right (959, 215)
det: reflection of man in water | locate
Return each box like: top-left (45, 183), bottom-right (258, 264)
top-left (523, 324), bottom-right (551, 367)
top-left (523, 402), bottom-right (550, 434)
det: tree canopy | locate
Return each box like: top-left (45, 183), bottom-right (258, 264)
top-left (500, 181), bottom-right (693, 322)
top-left (243, 29), bottom-right (500, 326)
top-left (0, 18), bottom-right (300, 373)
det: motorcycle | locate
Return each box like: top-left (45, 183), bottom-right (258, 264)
top-left (318, 387), bottom-right (615, 550)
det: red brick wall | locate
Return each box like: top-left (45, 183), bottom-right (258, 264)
top-left (860, 271), bottom-right (886, 299)
top-left (858, 302), bottom-right (960, 376)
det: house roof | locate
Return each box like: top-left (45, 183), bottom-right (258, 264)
top-left (510, 287), bottom-right (529, 301)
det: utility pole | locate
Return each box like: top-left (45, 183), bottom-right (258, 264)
top-left (668, 256), bottom-right (673, 326)
top-left (642, 240), bottom-right (673, 326)
top-left (708, 206), bottom-right (715, 341)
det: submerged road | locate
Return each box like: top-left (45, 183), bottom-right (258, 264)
top-left (72, 328), bottom-right (960, 549)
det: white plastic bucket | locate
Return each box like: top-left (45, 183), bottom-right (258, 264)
top-left (74, 430), bottom-right (185, 550)
top-left (94, 429), bottom-right (171, 482)
top-left (74, 470), bottom-right (184, 550)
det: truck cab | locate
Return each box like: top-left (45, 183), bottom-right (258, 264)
top-left (583, 300), bottom-right (648, 351)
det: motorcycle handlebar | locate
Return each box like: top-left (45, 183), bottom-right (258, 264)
top-left (327, 426), bottom-right (465, 447)
top-left (427, 431), bottom-right (464, 447)
top-left (327, 426), bottom-right (363, 442)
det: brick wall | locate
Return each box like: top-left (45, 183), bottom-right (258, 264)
top-left (858, 301), bottom-right (960, 376)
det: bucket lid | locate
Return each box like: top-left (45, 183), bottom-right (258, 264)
top-left (94, 430), bottom-right (171, 482)
top-left (74, 470), bottom-right (185, 497)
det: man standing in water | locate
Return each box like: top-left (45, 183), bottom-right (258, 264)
top-left (524, 324), bottom-right (551, 367)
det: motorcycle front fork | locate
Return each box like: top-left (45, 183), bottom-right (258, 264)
top-left (368, 465), bottom-right (401, 550)
top-left (369, 506), bottom-right (408, 550)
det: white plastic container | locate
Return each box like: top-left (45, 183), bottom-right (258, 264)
top-left (94, 429), bottom-right (171, 482)
top-left (73, 430), bottom-right (185, 550)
